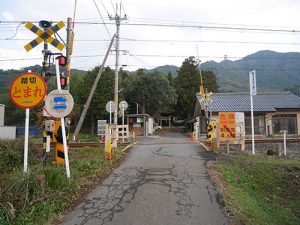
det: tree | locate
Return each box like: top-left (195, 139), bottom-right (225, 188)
top-left (202, 70), bottom-right (219, 93)
top-left (175, 57), bottom-right (200, 120)
top-left (124, 71), bottom-right (177, 117)
top-left (75, 66), bottom-right (114, 134)
top-left (175, 57), bottom-right (219, 120)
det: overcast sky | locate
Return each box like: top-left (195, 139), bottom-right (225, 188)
top-left (1, 0), bottom-right (300, 71)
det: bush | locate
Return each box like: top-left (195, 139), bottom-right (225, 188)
top-left (43, 166), bottom-right (70, 190)
top-left (0, 138), bottom-right (41, 172)
top-left (2, 170), bottom-right (43, 210)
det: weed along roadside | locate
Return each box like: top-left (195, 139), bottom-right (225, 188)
top-left (0, 138), bottom-right (128, 225)
top-left (208, 154), bottom-right (300, 225)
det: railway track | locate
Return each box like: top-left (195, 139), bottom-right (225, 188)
top-left (34, 142), bottom-right (131, 148)
top-left (202, 138), bottom-right (300, 145)
top-left (34, 137), bottom-right (300, 148)
top-left (245, 138), bottom-right (300, 144)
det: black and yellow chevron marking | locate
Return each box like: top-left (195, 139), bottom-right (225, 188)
top-left (207, 121), bottom-right (216, 142)
top-left (55, 142), bottom-right (65, 164)
top-left (24, 21), bottom-right (65, 52)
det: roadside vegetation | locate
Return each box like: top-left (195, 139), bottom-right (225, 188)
top-left (0, 138), bottom-right (124, 225)
top-left (211, 154), bottom-right (300, 225)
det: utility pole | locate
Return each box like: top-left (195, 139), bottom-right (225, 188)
top-left (65, 17), bottom-right (72, 90)
top-left (73, 34), bottom-right (116, 141)
top-left (109, 4), bottom-right (127, 147)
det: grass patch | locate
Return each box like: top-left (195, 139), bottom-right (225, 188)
top-left (0, 138), bottom-right (125, 225)
top-left (215, 154), bottom-right (300, 225)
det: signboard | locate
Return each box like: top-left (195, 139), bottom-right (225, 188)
top-left (45, 90), bottom-right (74, 118)
top-left (119, 101), bottom-right (128, 110)
top-left (106, 101), bottom-right (115, 113)
top-left (10, 72), bottom-right (46, 109)
top-left (97, 120), bottom-right (107, 136)
top-left (236, 112), bottom-right (244, 123)
top-left (249, 70), bottom-right (256, 96)
top-left (219, 112), bottom-right (236, 141)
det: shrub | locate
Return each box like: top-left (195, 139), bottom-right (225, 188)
top-left (0, 138), bottom-right (41, 172)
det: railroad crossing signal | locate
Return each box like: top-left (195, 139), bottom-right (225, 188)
top-left (24, 21), bottom-right (65, 52)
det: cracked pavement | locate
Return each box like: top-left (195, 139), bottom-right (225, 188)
top-left (60, 132), bottom-right (228, 225)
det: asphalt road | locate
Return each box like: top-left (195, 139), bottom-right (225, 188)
top-left (60, 132), bottom-right (228, 225)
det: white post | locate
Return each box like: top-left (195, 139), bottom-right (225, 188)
top-left (56, 59), bottom-right (71, 179)
top-left (61, 117), bottom-right (70, 178)
top-left (226, 140), bottom-right (230, 154)
top-left (122, 108), bottom-right (124, 126)
top-left (23, 108), bottom-right (30, 174)
top-left (46, 135), bottom-right (51, 152)
top-left (283, 131), bottom-right (287, 156)
top-left (109, 101), bottom-right (112, 124)
top-left (249, 70), bottom-right (256, 155)
top-left (250, 95), bottom-right (255, 155)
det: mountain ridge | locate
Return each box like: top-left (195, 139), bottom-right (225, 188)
top-left (1, 50), bottom-right (299, 93)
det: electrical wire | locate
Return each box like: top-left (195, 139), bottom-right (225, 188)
top-left (121, 0), bottom-right (126, 17)
top-left (93, 0), bottom-right (112, 38)
top-left (1, 20), bottom-right (300, 34)
top-left (110, 0), bottom-right (116, 13)
top-left (2, 37), bottom-right (300, 47)
top-left (2, 53), bottom-right (300, 62)
top-left (4, 22), bottom-right (24, 40)
top-left (99, 0), bottom-right (110, 15)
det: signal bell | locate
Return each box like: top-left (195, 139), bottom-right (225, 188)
top-left (39, 20), bottom-right (51, 29)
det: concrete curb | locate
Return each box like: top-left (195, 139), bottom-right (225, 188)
top-left (122, 142), bottom-right (136, 152)
top-left (198, 142), bottom-right (212, 152)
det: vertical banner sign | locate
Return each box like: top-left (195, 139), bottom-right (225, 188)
top-left (249, 70), bottom-right (257, 96)
top-left (249, 70), bottom-right (256, 155)
top-left (218, 112), bottom-right (236, 141)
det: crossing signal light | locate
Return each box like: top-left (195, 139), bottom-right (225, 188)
top-left (57, 56), bottom-right (67, 67)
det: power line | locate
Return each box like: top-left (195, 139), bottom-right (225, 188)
top-left (2, 53), bottom-right (300, 62)
top-left (2, 37), bottom-right (300, 47)
top-left (2, 20), bottom-right (300, 33)
top-left (109, 0), bottom-right (116, 13)
top-left (99, 0), bottom-right (110, 15)
top-left (93, 0), bottom-right (112, 38)
top-left (73, 21), bottom-right (300, 34)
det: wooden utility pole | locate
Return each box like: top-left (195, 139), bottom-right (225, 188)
top-left (73, 34), bottom-right (116, 141)
top-left (109, 4), bottom-right (127, 147)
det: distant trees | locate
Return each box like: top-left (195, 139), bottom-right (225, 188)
top-left (284, 85), bottom-right (300, 96)
top-left (174, 56), bottom-right (218, 120)
top-left (123, 70), bottom-right (177, 117)
top-left (1, 58), bottom-right (219, 132)
top-left (73, 66), bottom-right (114, 134)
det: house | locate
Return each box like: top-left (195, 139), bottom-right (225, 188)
top-left (0, 104), bottom-right (16, 139)
top-left (194, 92), bottom-right (300, 137)
top-left (127, 114), bottom-right (154, 136)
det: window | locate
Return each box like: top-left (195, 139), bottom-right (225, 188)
top-left (272, 114), bottom-right (297, 134)
top-left (245, 116), bottom-right (266, 135)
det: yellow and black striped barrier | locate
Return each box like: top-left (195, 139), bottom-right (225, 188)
top-left (207, 121), bottom-right (216, 142)
top-left (24, 21), bottom-right (65, 52)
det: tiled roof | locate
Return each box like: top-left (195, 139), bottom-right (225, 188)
top-left (196, 92), bottom-right (300, 112)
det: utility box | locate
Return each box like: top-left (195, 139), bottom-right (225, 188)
top-left (44, 120), bottom-right (55, 132)
top-left (148, 118), bottom-right (154, 135)
top-left (0, 126), bottom-right (16, 139)
top-left (0, 104), bottom-right (4, 126)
